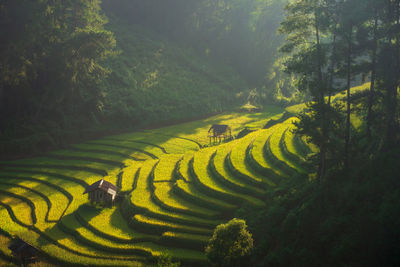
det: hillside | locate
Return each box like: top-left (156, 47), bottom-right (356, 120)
top-left (0, 106), bottom-right (312, 266)
top-left (101, 16), bottom-right (247, 127)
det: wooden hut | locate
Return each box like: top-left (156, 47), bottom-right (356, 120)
top-left (83, 179), bottom-right (118, 206)
top-left (208, 124), bottom-right (232, 143)
top-left (8, 237), bottom-right (39, 267)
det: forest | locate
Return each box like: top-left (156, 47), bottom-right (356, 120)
top-left (0, 0), bottom-right (399, 266)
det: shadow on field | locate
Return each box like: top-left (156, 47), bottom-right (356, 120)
top-left (37, 205), bottom-right (100, 247)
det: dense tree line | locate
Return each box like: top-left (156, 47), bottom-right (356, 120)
top-left (0, 0), bottom-right (116, 134)
top-left (243, 0), bottom-right (400, 266)
top-left (279, 0), bottom-right (399, 180)
top-left (103, 0), bottom-right (288, 88)
top-left (1, 0), bottom-right (292, 156)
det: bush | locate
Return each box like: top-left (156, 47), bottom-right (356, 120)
top-left (205, 218), bottom-right (253, 267)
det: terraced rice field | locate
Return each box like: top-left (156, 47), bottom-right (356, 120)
top-left (0, 108), bottom-right (316, 266)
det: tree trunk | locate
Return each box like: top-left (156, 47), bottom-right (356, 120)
top-left (0, 82), bottom-right (4, 133)
top-left (367, 9), bottom-right (378, 140)
top-left (385, 0), bottom-right (400, 148)
top-left (315, 14), bottom-right (327, 183)
top-left (344, 25), bottom-right (353, 170)
top-left (328, 30), bottom-right (337, 106)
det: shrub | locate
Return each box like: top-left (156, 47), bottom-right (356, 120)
top-left (205, 218), bottom-right (253, 267)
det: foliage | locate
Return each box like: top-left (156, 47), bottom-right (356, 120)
top-left (205, 218), bottom-right (254, 267)
top-left (157, 251), bottom-right (180, 267)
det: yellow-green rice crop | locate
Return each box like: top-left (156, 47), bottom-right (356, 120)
top-left (175, 179), bottom-right (237, 211)
top-left (78, 206), bottom-right (156, 241)
top-left (0, 183), bottom-right (53, 231)
top-left (0, 178), bottom-right (69, 222)
top-left (228, 131), bottom-right (266, 185)
top-left (131, 160), bottom-right (222, 226)
top-left (133, 214), bottom-right (213, 236)
top-left (268, 118), bottom-right (304, 173)
top-left (153, 181), bottom-right (220, 217)
top-left (121, 164), bottom-right (142, 192)
top-left (90, 139), bottom-right (165, 158)
top-left (212, 140), bottom-right (269, 193)
top-left (50, 149), bottom-right (135, 166)
top-left (71, 143), bottom-right (151, 161)
top-left (192, 148), bottom-right (265, 207)
top-left (0, 195), bottom-right (33, 226)
top-left (249, 127), bottom-right (286, 177)
top-left (153, 154), bottom-right (182, 182)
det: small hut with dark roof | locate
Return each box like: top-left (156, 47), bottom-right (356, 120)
top-left (208, 124), bottom-right (232, 143)
top-left (8, 237), bottom-right (39, 266)
top-left (83, 179), bottom-right (118, 206)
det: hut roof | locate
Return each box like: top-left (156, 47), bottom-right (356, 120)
top-left (208, 124), bottom-right (230, 134)
top-left (83, 179), bottom-right (118, 195)
top-left (8, 238), bottom-right (38, 256)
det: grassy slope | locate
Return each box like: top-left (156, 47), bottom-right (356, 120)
top-left (0, 82), bottom-right (371, 265)
top-left (0, 109), bottom-right (291, 266)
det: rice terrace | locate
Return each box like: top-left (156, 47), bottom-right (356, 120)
top-left (1, 0), bottom-right (399, 266)
top-left (0, 103), bottom-right (314, 266)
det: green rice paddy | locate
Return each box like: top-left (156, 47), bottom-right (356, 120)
top-left (0, 108), bottom-right (318, 266)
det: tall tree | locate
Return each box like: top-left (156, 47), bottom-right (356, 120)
top-left (0, 0), bottom-right (116, 131)
top-left (280, 0), bottom-right (333, 182)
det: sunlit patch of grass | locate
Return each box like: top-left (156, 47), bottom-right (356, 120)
top-left (161, 231), bottom-right (209, 243)
top-left (153, 181), bottom-right (220, 218)
top-left (71, 143), bottom-right (151, 161)
top-left (282, 119), bottom-right (304, 158)
top-left (192, 148), bottom-right (265, 207)
top-left (0, 178), bottom-right (69, 222)
top-left (251, 127), bottom-right (286, 177)
top-left (212, 140), bottom-right (270, 194)
top-left (0, 206), bottom-right (146, 266)
top-left (89, 139), bottom-right (165, 158)
top-left (174, 179), bottom-right (236, 211)
top-left (0, 157), bottom-right (120, 177)
top-left (130, 160), bottom-right (221, 226)
top-left (0, 188), bottom-right (36, 226)
top-left (268, 118), bottom-right (304, 173)
top-left (127, 108), bottom-right (285, 146)
top-left (50, 149), bottom-right (135, 167)
top-left (67, 212), bottom-right (207, 261)
top-left (78, 205), bottom-right (156, 241)
top-left (153, 154), bottom-right (182, 182)
top-left (229, 131), bottom-right (267, 186)
top-left (120, 164), bottom-right (142, 192)
top-left (133, 214), bottom-right (212, 236)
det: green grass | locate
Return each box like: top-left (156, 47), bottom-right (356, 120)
top-left (77, 205), bottom-right (157, 242)
top-left (250, 126), bottom-right (287, 178)
top-left (153, 154), bottom-right (183, 182)
top-left (174, 179), bottom-right (237, 211)
top-left (191, 148), bottom-right (265, 207)
top-left (281, 119), bottom-right (306, 160)
top-left (211, 142), bottom-right (271, 195)
top-left (267, 118), bottom-right (304, 175)
top-left (0, 178), bottom-right (69, 222)
top-left (141, 108), bottom-right (284, 145)
top-left (228, 131), bottom-right (269, 187)
top-left (0, 157), bottom-right (120, 177)
top-left (133, 214), bottom-right (213, 236)
top-left (89, 138), bottom-right (165, 159)
top-left (0, 207), bottom-right (146, 266)
top-left (120, 164), bottom-right (142, 192)
top-left (0, 194), bottom-right (34, 227)
top-left (71, 143), bottom-right (152, 161)
top-left (285, 82), bottom-right (371, 115)
top-left (130, 159), bottom-right (221, 228)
